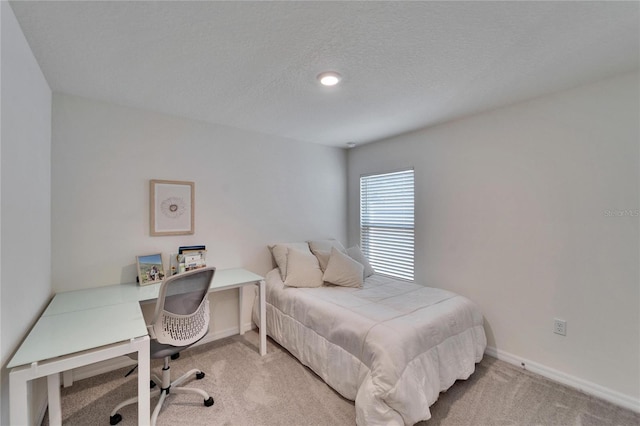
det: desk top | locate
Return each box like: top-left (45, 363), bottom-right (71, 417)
top-left (44, 267), bottom-right (263, 315)
top-left (135, 267), bottom-right (263, 302)
top-left (8, 268), bottom-right (263, 369)
top-left (7, 302), bottom-right (147, 369)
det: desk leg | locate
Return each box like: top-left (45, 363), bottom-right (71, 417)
top-left (62, 370), bottom-right (74, 387)
top-left (259, 280), bottom-right (266, 356)
top-left (47, 373), bottom-right (62, 426)
top-left (137, 337), bottom-right (151, 426)
top-left (238, 286), bottom-right (244, 335)
top-left (9, 369), bottom-right (29, 426)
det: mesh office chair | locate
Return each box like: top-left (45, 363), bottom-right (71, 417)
top-left (110, 266), bottom-right (216, 425)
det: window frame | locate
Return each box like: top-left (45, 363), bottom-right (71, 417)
top-left (359, 168), bottom-right (415, 281)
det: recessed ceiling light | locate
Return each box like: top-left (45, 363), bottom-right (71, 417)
top-left (346, 142), bottom-right (356, 148)
top-left (318, 71), bottom-right (341, 87)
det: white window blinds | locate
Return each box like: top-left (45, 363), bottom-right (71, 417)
top-left (360, 169), bottom-right (415, 281)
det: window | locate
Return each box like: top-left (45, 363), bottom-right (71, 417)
top-left (360, 169), bottom-right (414, 281)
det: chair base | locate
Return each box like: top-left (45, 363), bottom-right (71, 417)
top-left (110, 357), bottom-right (213, 426)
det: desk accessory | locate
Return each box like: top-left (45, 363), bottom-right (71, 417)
top-left (136, 253), bottom-right (165, 286)
top-left (171, 245), bottom-right (207, 274)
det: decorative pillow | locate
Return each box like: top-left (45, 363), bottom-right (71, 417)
top-left (308, 238), bottom-right (346, 254)
top-left (284, 248), bottom-right (324, 288)
top-left (346, 245), bottom-right (375, 278)
top-left (310, 249), bottom-right (331, 272)
top-left (309, 239), bottom-right (347, 272)
top-left (323, 247), bottom-right (364, 288)
top-left (269, 242), bottom-right (311, 280)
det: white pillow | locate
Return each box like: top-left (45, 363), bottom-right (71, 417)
top-left (346, 245), bottom-right (375, 278)
top-left (284, 248), bottom-right (324, 288)
top-left (269, 242), bottom-right (310, 280)
top-left (323, 247), bottom-right (364, 288)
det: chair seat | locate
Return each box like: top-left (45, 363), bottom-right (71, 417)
top-left (150, 330), bottom-right (208, 359)
top-left (126, 331), bottom-right (208, 361)
top-left (150, 339), bottom-right (187, 359)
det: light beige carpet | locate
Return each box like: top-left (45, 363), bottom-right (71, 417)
top-left (43, 330), bottom-right (639, 426)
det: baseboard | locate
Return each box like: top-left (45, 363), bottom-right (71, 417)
top-left (191, 321), bottom-right (256, 348)
top-left (485, 346), bottom-right (640, 413)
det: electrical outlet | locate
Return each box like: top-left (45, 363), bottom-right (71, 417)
top-left (554, 318), bottom-right (567, 336)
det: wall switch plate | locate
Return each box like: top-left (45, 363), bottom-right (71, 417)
top-left (554, 318), bottom-right (567, 336)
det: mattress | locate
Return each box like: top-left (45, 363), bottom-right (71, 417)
top-left (253, 268), bottom-right (487, 425)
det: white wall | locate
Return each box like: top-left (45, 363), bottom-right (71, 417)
top-left (347, 72), bottom-right (639, 409)
top-left (1, 2), bottom-right (53, 424)
top-left (52, 93), bottom-right (347, 332)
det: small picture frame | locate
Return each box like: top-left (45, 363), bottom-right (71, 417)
top-left (150, 180), bottom-right (194, 236)
top-left (136, 253), bottom-right (165, 286)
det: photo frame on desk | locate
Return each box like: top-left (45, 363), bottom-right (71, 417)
top-left (150, 180), bottom-right (194, 236)
top-left (136, 253), bottom-right (165, 286)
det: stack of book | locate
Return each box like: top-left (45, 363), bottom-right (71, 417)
top-left (171, 245), bottom-right (207, 274)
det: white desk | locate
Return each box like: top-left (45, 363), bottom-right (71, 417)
top-left (8, 267), bottom-right (265, 426)
top-left (45, 268), bottom-right (267, 356)
top-left (8, 302), bottom-right (150, 426)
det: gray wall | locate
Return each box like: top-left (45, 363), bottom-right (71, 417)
top-left (1, 2), bottom-right (53, 424)
top-left (347, 72), bottom-right (639, 407)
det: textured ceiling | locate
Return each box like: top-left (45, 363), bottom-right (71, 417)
top-left (9, 1), bottom-right (640, 148)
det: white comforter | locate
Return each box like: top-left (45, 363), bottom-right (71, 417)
top-left (253, 269), bottom-right (487, 425)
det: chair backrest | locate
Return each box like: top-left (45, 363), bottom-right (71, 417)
top-left (150, 266), bottom-right (216, 347)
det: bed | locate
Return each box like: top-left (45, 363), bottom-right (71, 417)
top-left (252, 240), bottom-right (487, 425)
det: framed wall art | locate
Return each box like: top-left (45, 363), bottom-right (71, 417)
top-left (150, 179), bottom-right (195, 236)
top-left (136, 253), bottom-right (165, 286)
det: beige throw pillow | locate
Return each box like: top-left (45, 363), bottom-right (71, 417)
top-left (308, 239), bottom-right (346, 254)
top-left (310, 249), bottom-right (331, 272)
top-left (269, 242), bottom-right (311, 280)
top-left (309, 239), bottom-right (347, 272)
top-left (323, 247), bottom-right (364, 288)
top-left (284, 248), bottom-right (324, 288)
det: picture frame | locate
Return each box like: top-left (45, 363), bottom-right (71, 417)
top-left (136, 253), bottom-right (165, 286)
top-left (150, 179), bottom-right (194, 236)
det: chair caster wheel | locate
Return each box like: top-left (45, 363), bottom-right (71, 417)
top-left (150, 380), bottom-right (156, 388)
top-left (110, 413), bottom-right (122, 425)
top-left (196, 371), bottom-right (205, 380)
top-left (171, 352), bottom-right (180, 360)
top-left (204, 396), bottom-right (214, 407)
